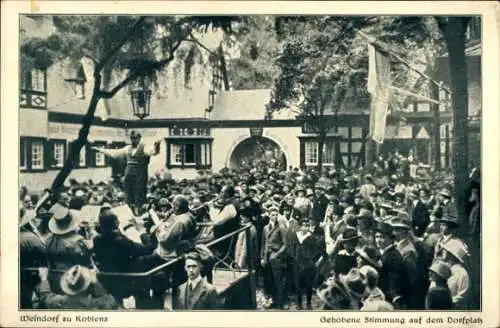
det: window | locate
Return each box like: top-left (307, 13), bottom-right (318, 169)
top-left (79, 146), bottom-right (86, 167)
top-left (338, 127), bottom-right (349, 138)
top-left (351, 142), bottom-right (363, 153)
top-left (200, 143), bottom-right (209, 165)
top-left (20, 138), bottom-right (27, 170)
top-left (51, 140), bottom-right (66, 168)
top-left (31, 69), bottom-right (46, 92)
top-left (31, 141), bottom-right (44, 170)
top-left (184, 143), bottom-right (195, 164)
top-left (95, 149), bottom-right (106, 167)
top-left (74, 82), bottom-right (85, 99)
top-left (167, 140), bottom-right (212, 168)
top-left (351, 127), bottom-right (363, 138)
top-left (171, 144), bottom-right (183, 165)
top-left (323, 141), bottom-right (336, 165)
top-left (304, 141), bottom-right (318, 165)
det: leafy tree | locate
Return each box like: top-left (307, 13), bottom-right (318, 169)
top-left (21, 15), bottom-right (243, 197)
top-left (226, 16), bottom-right (279, 90)
top-left (268, 16), bottom-right (442, 173)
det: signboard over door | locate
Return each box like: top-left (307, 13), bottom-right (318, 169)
top-left (249, 128), bottom-right (263, 137)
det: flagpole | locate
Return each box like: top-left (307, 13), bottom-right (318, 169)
top-left (357, 31), bottom-right (452, 95)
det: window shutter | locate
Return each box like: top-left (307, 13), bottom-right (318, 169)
top-left (87, 142), bottom-right (95, 167)
top-left (20, 137), bottom-right (26, 168)
top-left (44, 139), bottom-right (53, 169)
top-left (299, 140), bottom-right (305, 169)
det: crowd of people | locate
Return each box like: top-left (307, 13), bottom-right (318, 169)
top-left (19, 148), bottom-right (481, 311)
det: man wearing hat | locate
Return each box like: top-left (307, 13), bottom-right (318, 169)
top-left (288, 217), bottom-right (322, 310)
top-left (433, 206), bottom-right (467, 261)
top-left (318, 268), bottom-right (366, 309)
top-left (92, 130), bottom-right (161, 215)
top-left (135, 195), bottom-right (197, 309)
top-left (441, 238), bottom-right (470, 309)
top-left (45, 204), bottom-right (92, 295)
top-left (37, 265), bottom-right (119, 309)
top-left (20, 209), bottom-right (47, 309)
top-left (176, 252), bottom-right (220, 310)
top-left (293, 186), bottom-right (312, 218)
top-left (359, 175), bottom-right (377, 200)
top-left (93, 211), bottom-right (153, 302)
top-left (425, 260), bottom-right (453, 310)
top-left (391, 212), bottom-right (427, 309)
top-left (334, 228), bottom-right (360, 276)
top-left (410, 188), bottom-right (431, 237)
top-left (311, 183), bottom-right (329, 232)
top-left (261, 206), bottom-right (289, 309)
top-left (374, 220), bottom-right (411, 309)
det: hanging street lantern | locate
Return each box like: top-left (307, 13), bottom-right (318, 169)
top-left (129, 76), bottom-right (152, 120)
top-left (206, 89), bottom-right (216, 113)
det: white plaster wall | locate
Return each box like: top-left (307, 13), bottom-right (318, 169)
top-left (211, 127), bottom-right (250, 171)
top-left (20, 109), bottom-right (48, 137)
top-left (262, 127), bottom-right (301, 169)
top-left (47, 122), bottom-right (127, 143)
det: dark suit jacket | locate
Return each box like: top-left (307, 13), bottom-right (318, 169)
top-left (261, 223), bottom-right (288, 265)
top-left (425, 285), bottom-right (453, 310)
top-left (379, 245), bottom-right (411, 305)
top-left (93, 231), bottom-right (153, 298)
top-left (411, 201), bottom-right (430, 237)
top-left (311, 195), bottom-right (329, 224)
top-left (176, 279), bottom-right (220, 310)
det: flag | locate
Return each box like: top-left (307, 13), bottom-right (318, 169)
top-left (367, 43), bottom-right (391, 144)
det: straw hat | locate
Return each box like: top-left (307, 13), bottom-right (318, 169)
top-left (294, 185), bottom-right (306, 196)
top-left (314, 183), bottom-right (325, 190)
top-left (438, 206), bottom-right (460, 228)
top-left (390, 211), bottom-right (412, 230)
top-left (438, 188), bottom-right (452, 198)
top-left (356, 246), bottom-right (382, 269)
top-left (60, 265), bottom-right (93, 296)
top-left (306, 188), bottom-right (315, 197)
top-left (316, 279), bottom-right (350, 308)
top-left (374, 221), bottom-right (393, 237)
top-left (338, 268), bottom-right (367, 300)
top-left (441, 239), bottom-right (469, 264)
top-left (340, 228), bottom-right (361, 242)
top-left (429, 260), bottom-right (452, 280)
top-left (48, 204), bottom-right (81, 235)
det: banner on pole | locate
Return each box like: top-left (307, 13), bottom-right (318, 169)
top-left (367, 43), bottom-right (391, 144)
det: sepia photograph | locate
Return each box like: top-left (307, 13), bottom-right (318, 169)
top-left (16, 12), bottom-right (485, 313)
top-left (0, 2), bottom-right (496, 327)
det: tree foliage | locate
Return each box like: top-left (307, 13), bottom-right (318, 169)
top-left (226, 16), bottom-right (280, 90)
top-left (20, 15), bottom-right (245, 195)
top-left (268, 16), bottom-right (444, 171)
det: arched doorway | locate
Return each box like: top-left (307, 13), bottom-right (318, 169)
top-left (229, 136), bottom-right (287, 171)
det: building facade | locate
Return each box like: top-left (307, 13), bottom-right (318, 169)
top-left (22, 16), bottom-right (481, 193)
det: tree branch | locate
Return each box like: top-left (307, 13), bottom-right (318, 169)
top-left (99, 40), bottom-right (184, 99)
top-left (95, 16), bottom-right (146, 73)
top-left (185, 33), bottom-right (215, 54)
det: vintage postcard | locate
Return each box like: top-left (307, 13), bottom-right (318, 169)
top-left (1, 1), bottom-right (499, 327)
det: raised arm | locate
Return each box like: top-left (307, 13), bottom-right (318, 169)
top-left (92, 145), bottom-right (130, 159)
top-left (143, 140), bottom-right (161, 156)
